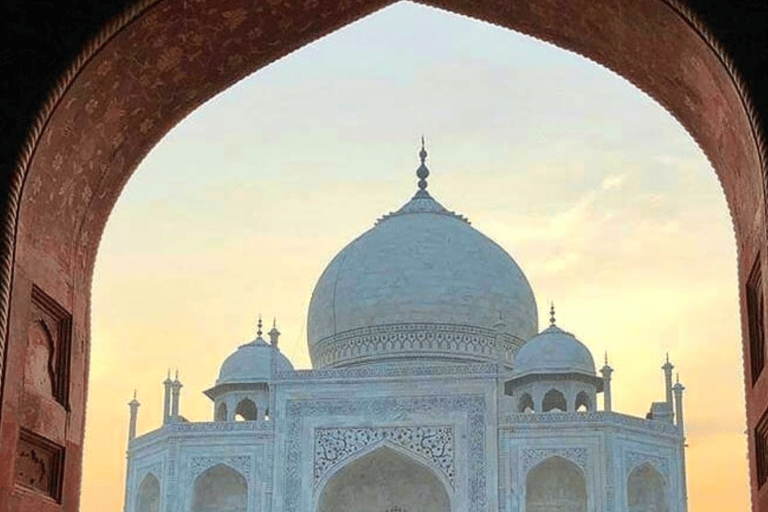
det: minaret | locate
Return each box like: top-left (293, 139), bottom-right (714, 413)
top-left (124, 390), bottom-right (140, 512)
top-left (673, 374), bottom-right (688, 512)
top-left (127, 390), bottom-right (140, 441)
top-left (162, 369), bottom-right (172, 424)
top-left (171, 370), bottom-right (182, 421)
top-left (662, 353), bottom-right (674, 409)
top-left (268, 318), bottom-right (280, 349)
top-left (601, 352), bottom-right (613, 412)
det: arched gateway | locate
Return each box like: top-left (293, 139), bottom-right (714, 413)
top-left (318, 446), bottom-right (451, 512)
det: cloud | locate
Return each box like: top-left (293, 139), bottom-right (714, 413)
top-left (601, 173), bottom-right (626, 190)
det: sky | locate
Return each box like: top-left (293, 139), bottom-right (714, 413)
top-left (82, 2), bottom-right (748, 511)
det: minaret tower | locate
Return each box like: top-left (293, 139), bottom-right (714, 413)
top-left (601, 353), bottom-right (613, 412)
top-left (268, 318), bottom-right (280, 349)
top-left (673, 374), bottom-right (688, 512)
top-left (162, 370), bottom-right (172, 424)
top-left (171, 370), bottom-right (182, 421)
top-left (662, 353), bottom-right (675, 411)
top-left (127, 390), bottom-right (140, 441)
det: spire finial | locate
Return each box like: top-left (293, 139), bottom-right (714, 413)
top-left (273, 317), bottom-right (276, 328)
top-left (133, 389), bottom-right (137, 399)
top-left (549, 302), bottom-right (556, 325)
top-left (605, 351), bottom-right (608, 365)
top-left (676, 372), bottom-right (680, 384)
top-left (174, 369), bottom-right (179, 381)
top-left (257, 314), bottom-right (263, 337)
top-left (416, 136), bottom-right (430, 192)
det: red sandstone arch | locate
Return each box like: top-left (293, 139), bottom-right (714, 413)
top-left (1, 0), bottom-right (765, 511)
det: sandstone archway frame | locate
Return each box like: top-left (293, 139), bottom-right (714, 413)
top-left (0, 0), bottom-right (765, 511)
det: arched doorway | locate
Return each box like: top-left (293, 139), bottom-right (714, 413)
top-left (191, 464), bottom-right (247, 512)
top-left (317, 446), bottom-right (451, 512)
top-left (135, 473), bottom-right (160, 512)
top-left (627, 463), bottom-right (668, 512)
top-left (0, 0), bottom-right (764, 511)
top-left (526, 456), bottom-right (587, 512)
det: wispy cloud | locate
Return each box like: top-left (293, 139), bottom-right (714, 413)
top-left (601, 173), bottom-right (626, 190)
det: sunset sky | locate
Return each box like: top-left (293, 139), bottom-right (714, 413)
top-left (81, 2), bottom-right (748, 511)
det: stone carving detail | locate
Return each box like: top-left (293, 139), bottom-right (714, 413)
top-left (285, 395), bottom-right (486, 512)
top-left (279, 362), bottom-right (499, 380)
top-left (171, 420), bottom-right (273, 433)
top-left (26, 286), bottom-right (72, 406)
top-left (625, 451), bottom-right (669, 478)
top-left (15, 429), bottom-right (64, 501)
top-left (188, 456), bottom-right (251, 484)
top-left (137, 462), bottom-right (163, 484)
top-left (522, 447), bottom-right (588, 473)
top-left (314, 426), bottom-right (454, 486)
top-left (506, 411), bottom-right (680, 436)
top-left (312, 323), bottom-right (520, 367)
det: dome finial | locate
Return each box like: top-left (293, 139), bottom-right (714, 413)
top-left (549, 301), bottom-right (556, 326)
top-left (257, 314), bottom-right (263, 337)
top-left (416, 136), bottom-right (430, 193)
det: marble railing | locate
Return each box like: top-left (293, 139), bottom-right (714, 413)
top-left (130, 420), bottom-right (274, 448)
top-left (504, 411), bottom-right (681, 436)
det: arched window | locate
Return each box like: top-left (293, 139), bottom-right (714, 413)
top-left (526, 456), bottom-right (586, 512)
top-left (135, 473), bottom-right (160, 512)
top-left (575, 391), bottom-right (591, 412)
top-left (234, 398), bottom-right (257, 421)
top-left (518, 393), bottom-right (535, 413)
top-left (192, 464), bottom-right (247, 512)
top-left (215, 402), bottom-right (227, 422)
top-left (627, 463), bottom-right (668, 512)
top-left (542, 389), bottom-right (567, 412)
top-left (318, 446), bottom-right (450, 512)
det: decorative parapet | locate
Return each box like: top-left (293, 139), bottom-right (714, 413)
top-left (277, 361), bottom-right (503, 381)
top-left (504, 411), bottom-right (681, 437)
top-left (129, 420), bottom-right (274, 450)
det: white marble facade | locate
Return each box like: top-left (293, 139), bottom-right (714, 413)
top-left (124, 146), bottom-right (688, 512)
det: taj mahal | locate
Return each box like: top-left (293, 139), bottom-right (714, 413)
top-left (122, 142), bottom-right (689, 512)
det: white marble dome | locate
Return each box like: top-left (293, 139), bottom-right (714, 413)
top-left (514, 323), bottom-right (596, 377)
top-left (307, 149), bottom-right (537, 368)
top-left (217, 336), bottom-right (294, 385)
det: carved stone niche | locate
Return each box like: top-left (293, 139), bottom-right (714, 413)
top-left (14, 428), bottom-right (65, 502)
top-left (26, 286), bottom-right (72, 407)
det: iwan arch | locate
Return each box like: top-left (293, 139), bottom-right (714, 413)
top-left (0, 1), bottom-right (767, 512)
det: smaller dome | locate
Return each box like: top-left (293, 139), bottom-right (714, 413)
top-left (217, 336), bottom-right (294, 385)
top-left (514, 324), bottom-right (595, 377)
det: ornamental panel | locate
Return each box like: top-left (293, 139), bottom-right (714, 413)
top-left (521, 447), bottom-right (588, 473)
top-left (285, 394), bottom-right (486, 512)
top-left (314, 426), bottom-right (454, 486)
top-left (188, 455), bottom-right (252, 484)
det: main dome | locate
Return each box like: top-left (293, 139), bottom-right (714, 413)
top-left (307, 144), bottom-right (538, 368)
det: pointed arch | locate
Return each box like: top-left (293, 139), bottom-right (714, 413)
top-left (135, 472), bottom-right (160, 512)
top-left (317, 445), bottom-right (451, 512)
top-left (526, 456), bottom-right (586, 512)
top-left (191, 463), bottom-right (247, 512)
top-left (627, 463), bottom-right (668, 512)
top-left (575, 391), bottom-right (591, 412)
top-left (542, 389), bottom-right (567, 412)
top-left (234, 398), bottom-right (257, 421)
top-left (518, 393), bottom-right (535, 413)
